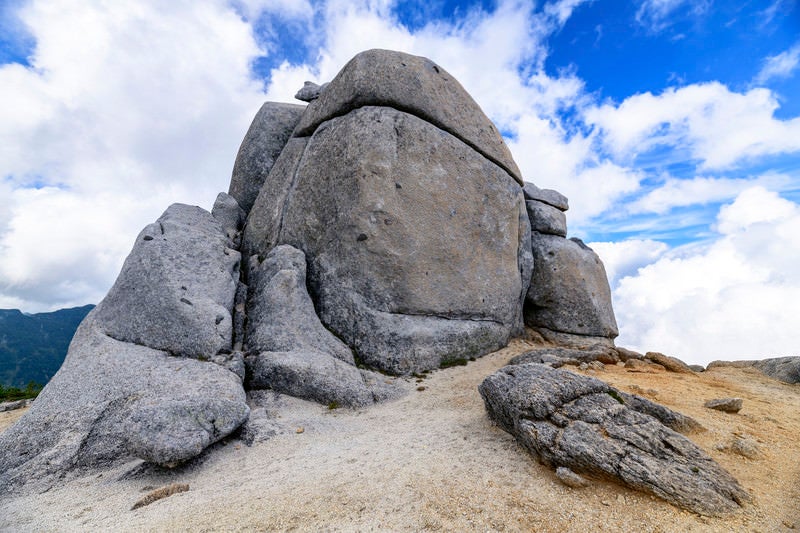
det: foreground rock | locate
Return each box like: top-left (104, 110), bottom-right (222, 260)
top-left (479, 363), bottom-right (748, 516)
top-left (704, 398), bottom-right (743, 414)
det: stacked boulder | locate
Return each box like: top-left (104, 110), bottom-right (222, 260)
top-left (522, 182), bottom-right (618, 348)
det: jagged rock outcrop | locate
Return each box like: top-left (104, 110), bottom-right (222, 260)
top-left (0, 204), bottom-right (250, 491)
top-left (479, 363), bottom-right (749, 516)
top-left (94, 204), bottom-right (240, 359)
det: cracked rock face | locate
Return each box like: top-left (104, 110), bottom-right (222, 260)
top-left (479, 363), bottom-right (749, 516)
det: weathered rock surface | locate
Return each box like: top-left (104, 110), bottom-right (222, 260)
top-left (293, 49), bottom-right (522, 184)
top-left (94, 204), bottom-right (240, 359)
top-left (525, 200), bottom-right (567, 237)
top-left (0, 312), bottom-right (248, 492)
top-left (479, 363), bottom-right (748, 516)
top-left (556, 466), bottom-right (590, 488)
top-left (229, 102), bottom-right (306, 214)
top-left (525, 234), bottom-right (618, 339)
top-left (212, 192), bottom-right (246, 242)
top-left (704, 398), bottom-right (743, 413)
top-left (249, 105), bottom-right (527, 374)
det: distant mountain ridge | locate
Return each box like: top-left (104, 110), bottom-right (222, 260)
top-left (0, 305), bottom-right (94, 388)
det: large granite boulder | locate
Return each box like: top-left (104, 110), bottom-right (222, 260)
top-left (0, 312), bottom-right (249, 492)
top-left (94, 203), bottom-right (240, 359)
top-left (707, 356), bottom-right (800, 384)
top-left (479, 363), bottom-right (749, 516)
top-left (293, 49), bottom-right (522, 184)
top-left (229, 102), bottom-right (306, 214)
top-left (525, 233), bottom-right (618, 342)
top-left (246, 104), bottom-right (530, 374)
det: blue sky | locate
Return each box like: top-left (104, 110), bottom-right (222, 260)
top-left (1, 0), bottom-right (799, 364)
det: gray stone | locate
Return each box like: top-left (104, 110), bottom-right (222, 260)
top-left (645, 352), bottom-right (695, 374)
top-left (0, 399), bottom-right (30, 413)
top-left (479, 363), bottom-right (749, 516)
top-left (525, 200), bottom-right (566, 237)
top-left (704, 398), bottom-right (743, 414)
top-left (211, 192), bottom-right (245, 241)
top-left (615, 346), bottom-right (643, 362)
top-left (229, 101), bottom-right (306, 214)
top-left (525, 233), bottom-right (618, 339)
top-left (510, 346), bottom-right (619, 368)
top-left (246, 245), bottom-right (354, 364)
top-left (294, 81), bottom-right (328, 102)
top-left (532, 327), bottom-right (616, 350)
top-left (555, 466), bottom-right (590, 488)
top-left (689, 364), bottom-right (706, 373)
top-left (245, 350), bottom-right (403, 408)
top-left (242, 137), bottom-right (308, 257)
top-left (293, 49), bottom-right (522, 184)
top-left (752, 356), bottom-right (800, 384)
top-left (522, 181), bottom-right (569, 211)
top-left (93, 204), bottom-right (240, 359)
top-left (0, 313), bottom-right (249, 492)
top-left (249, 106), bottom-right (526, 375)
top-left (617, 391), bottom-right (703, 433)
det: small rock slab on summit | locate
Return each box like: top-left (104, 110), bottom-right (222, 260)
top-left (479, 363), bottom-right (748, 516)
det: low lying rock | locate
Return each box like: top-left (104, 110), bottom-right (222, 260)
top-left (510, 346), bottom-right (619, 368)
top-left (0, 399), bottom-right (31, 412)
top-left (708, 357), bottom-right (800, 384)
top-left (645, 352), bottom-right (695, 374)
top-left (615, 346), bottom-right (643, 362)
top-left (704, 398), bottom-right (743, 414)
top-left (479, 363), bottom-right (748, 516)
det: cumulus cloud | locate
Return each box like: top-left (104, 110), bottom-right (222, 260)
top-left (586, 82), bottom-right (800, 170)
top-left (589, 239), bottom-right (669, 288)
top-left (627, 173), bottom-right (793, 215)
top-left (612, 187), bottom-right (800, 365)
top-left (755, 42), bottom-right (800, 85)
top-left (0, 0), bottom-right (274, 310)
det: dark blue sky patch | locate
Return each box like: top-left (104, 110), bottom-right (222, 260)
top-left (0, 1), bottom-right (34, 67)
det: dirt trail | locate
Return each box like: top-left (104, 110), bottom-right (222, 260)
top-left (1, 339), bottom-right (798, 532)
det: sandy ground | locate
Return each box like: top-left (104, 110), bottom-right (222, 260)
top-left (1, 338), bottom-right (799, 532)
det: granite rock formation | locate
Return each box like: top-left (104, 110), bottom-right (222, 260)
top-left (1, 49), bottom-right (646, 496)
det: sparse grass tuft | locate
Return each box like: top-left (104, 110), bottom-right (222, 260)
top-left (131, 483), bottom-right (189, 511)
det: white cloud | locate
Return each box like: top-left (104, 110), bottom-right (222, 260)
top-left (613, 187), bottom-right (800, 365)
top-left (755, 42), bottom-right (800, 85)
top-left (627, 172), bottom-right (793, 214)
top-left (0, 0), bottom-right (275, 310)
top-left (589, 239), bottom-right (669, 287)
top-left (635, 0), bottom-right (710, 33)
top-left (586, 82), bottom-right (800, 170)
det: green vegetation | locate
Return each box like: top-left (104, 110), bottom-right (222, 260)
top-left (439, 357), bottom-right (468, 369)
top-left (0, 304), bottom-right (93, 389)
top-left (606, 389), bottom-right (625, 405)
top-left (0, 381), bottom-right (43, 402)
top-left (327, 400), bottom-right (340, 410)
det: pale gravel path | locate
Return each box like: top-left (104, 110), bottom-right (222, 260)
top-left (1, 338), bottom-right (798, 532)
